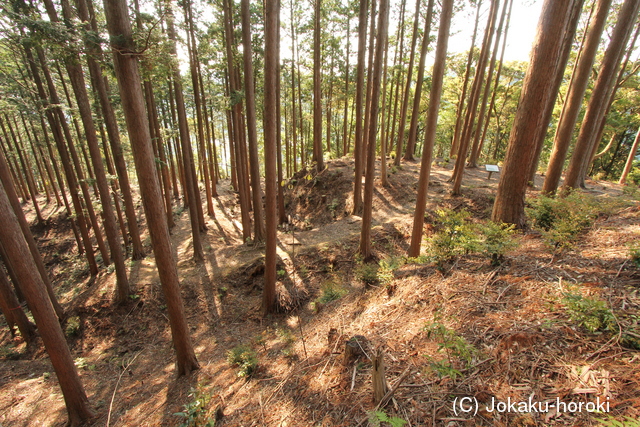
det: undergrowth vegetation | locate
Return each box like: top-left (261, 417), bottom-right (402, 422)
top-left (526, 191), bottom-right (609, 249)
top-left (226, 345), bottom-right (258, 378)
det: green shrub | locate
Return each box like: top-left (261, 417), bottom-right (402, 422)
top-left (526, 191), bottom-right (600, 249)
top-left (316, 281), bottom-right (348, 304)
top-left (477, 221), bottom-right (517, 265)
top-left (174, 386), bottom-right (216, 427)
top-left (65, 316), bottom-right (81, 337)
top-left (427, 209), bottom-right (478, 266)
top-left (355, 262), bottom-right (379, 285)
top-left (227, 345), bottom-right (258, 378)
top-left (596, 415), bottom-right (640, 427)
top-left (562, 293), bottom-right (616, 333)
top-left (377, 257), bottom-right (404, 285)
top-left (423, 318), bottom-right (476, 380)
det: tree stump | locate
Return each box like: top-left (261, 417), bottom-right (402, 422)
top-left (343, 335), bottom-right (369, 365)
top-left (372, 346), bottom-right (388, 404)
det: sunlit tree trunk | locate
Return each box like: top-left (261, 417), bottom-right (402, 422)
top-left (397, 0), bottom-right (421, 162)
top-left (47, 0), bottom-right (130, 302)
top-left (405, 0), bottom-right (435, 162)
top-left (352, 0), bottom-right (369, 215)
top-left (359, 0), bottom-right (388, 259)
top-left (450, 0), bottom-right (482, 159)
top-left (563, 0), bottom-right (640, 190)
top-left (241, 0), bottom-right (266, 242)
top-left (408, 0), bottom-right (454, 257)
top-left (263, 0), bottom-right (279, 314)
top-left (0, 180), bottom-right (95, 426)
top-left (313, 0), bottom-right (324, 172)
top-left (492, 0), bottom-right (584, 226)
top-left (103, 0), bottom-right (200, 375)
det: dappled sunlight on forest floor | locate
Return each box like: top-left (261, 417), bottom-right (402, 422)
top-left (0, 158), bottom-right (639, 426)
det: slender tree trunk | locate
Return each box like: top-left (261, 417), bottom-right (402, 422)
top-left (0, 181), bottom-right (95, 426)
top-left (492, 0), bottom-right (584, 226)
top-left (408, 0), bottom-right (453, 257)
top-left (542, 0), bottom-right (609, 193)
top-left (397, 0), bottom-right (421, 162)
top-left (2, 116), bottom-right (43, 223)
top-left (222, 0), bottom-right (253, 241)
top-left (103, 0), bottom-right (200, 375)
top-left (0, 148), bottom-right (66, 319)
top-left (405, 0), bottom-right (435, 162)
top-left (241, 0), bottom-right (266, 242)
top-left (46, 0), bottom-right (130, 302)
top-left (165, 7), bottom-right (205, 261)
top-left (263, 0), bottom-right (279, 314)
top-left (313, 0), bottom-right (324, 172)
top-left (563, 0), bottom-right (640, 190)
top-left (451, 0), bottom-right (500, 194)
top-left (342, 14), bottom-right (351, 157)
top-left (352, 0), bottom-right (369, 215)
top-left (29, 45), bottom-right (99, 275)
top-left (81, 0), bottom-right (145, 260)
top-left (0, 265), bottom-right (35, 343)
top-left (468, 0), bottom-right (510, 167)
top-left (450, 0), bottom-right (482, 159)
top-left (619, 127), bottom-right (640, 184)
top-left (359, 0), bottom-right (388, 259)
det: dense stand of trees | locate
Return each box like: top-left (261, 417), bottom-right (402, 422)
top-left (0, 0), bottom-right (639, 423)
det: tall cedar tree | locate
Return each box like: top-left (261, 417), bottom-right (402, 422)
top-left (0, 143), bottom-right (65, 319)
top-left (359, 0), bottom-right (389, 259)
top-left (0, 183), bottom-right (95, 426)
top-left (451, 0), bottom-right (500, 195)
top-left (80, 0), bottom-right (146, 259)
top-left (103, 0), bottom-right (200, 375)
top-left (542, 0), bottom-right (612, 194)
top-left (405, 0), bottom-right (435, 161)
top-left (241, 0), bottom-right (266, 242)
top-left (408, 0), bottom-right (454, 257)
top-left (263, 0), bottom-right (279, 314)
top-left (492, 0), bottom-right (584, 226)
top-left (396, 0), bottom-right (421, 162)
top-left (313, 0), bottom-right (324, 172)
top-left (166, 5), bottom-right (205, 261)
top-left (352, 0), bottom-right (368, 214)
top-left (562, 0), bottom-right (640, 190)
top-left (47, 0), bottom-right (131, 302)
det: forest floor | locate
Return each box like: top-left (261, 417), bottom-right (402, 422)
top-left (0, 158), bottom-right (639, 427)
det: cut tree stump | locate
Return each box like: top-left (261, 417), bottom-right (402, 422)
top-left (343, 335), bottom-right (369, 365)
top-left (372, 346), bottom-right (388, 404)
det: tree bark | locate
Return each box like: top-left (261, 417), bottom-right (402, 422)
top-left (352, 0), bottom-right (369, 215)
top-left (563, 0), bottom-right (640, 191)
top-left (46, 0), bottom-right (130, 302)
top-left (103, 0), bottom-right (200, 376)
top-left (241, 0), bottom-right (266, 242)
top-left (263, 0), bottom-right (279, 314)
top-left (165, 6), bottom-right (205, 261)
top-left (408, 0), bottom-right (453, 257)
top-left (619, 127), bottom-right (640, 184)
top-left (313, 0), bottom-right (324, 172)
top-left (405, 0), bottom-right (435, 164)
top-left (0, 181), bottom-right (95, 426)
top-left (359, 0), bottom-right (389, 259)
top-left (492, 0), bottom-right (584, 226)
top-left (397, 0), bottom-right (422, 162)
